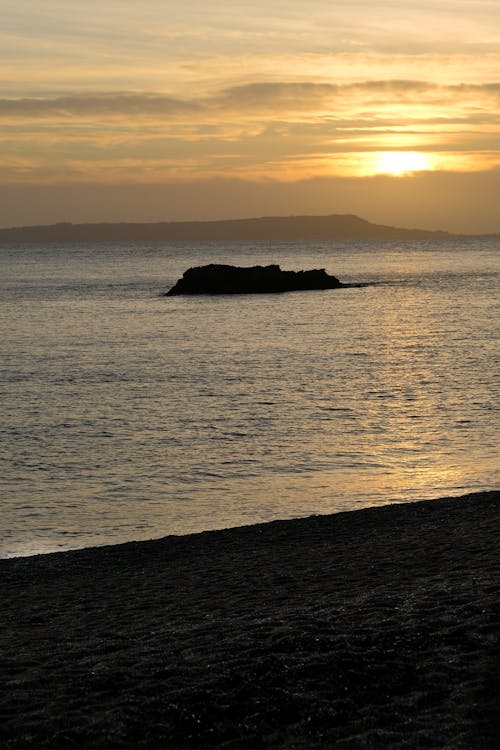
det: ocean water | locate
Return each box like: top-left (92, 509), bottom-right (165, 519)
top-left (1, 238), bottom-right (498, 557)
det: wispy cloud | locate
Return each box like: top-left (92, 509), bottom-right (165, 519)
top-left (2, 80), bottom-right (500, 120)
top-left (0, 93), bottom-right (201, 119)
top-left (1, 77), bottom-right (499, 185)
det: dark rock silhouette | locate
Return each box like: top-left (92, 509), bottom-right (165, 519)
top-left (166, 263), bottom-right (344, 295)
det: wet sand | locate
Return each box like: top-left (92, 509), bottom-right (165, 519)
top-left (1, 491), bottom-right (499, 748)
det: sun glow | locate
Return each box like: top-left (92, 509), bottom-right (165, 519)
top-left (375, 151), bottom-right (432, 175)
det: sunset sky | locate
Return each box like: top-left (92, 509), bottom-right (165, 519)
top-left (2, 0), bottom-right (500, 232)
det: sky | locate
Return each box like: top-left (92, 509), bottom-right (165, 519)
top-left (2, 0), bottom-right (500, 232)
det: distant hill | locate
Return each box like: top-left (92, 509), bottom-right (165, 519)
top-left (0, 214), bottom-right (452, 243)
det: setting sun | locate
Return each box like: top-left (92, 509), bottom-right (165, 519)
top-left (375, 151), bottom-right (433, 175)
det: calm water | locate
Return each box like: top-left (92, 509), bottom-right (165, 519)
top-left (1, 238), bottom-right (498, 557)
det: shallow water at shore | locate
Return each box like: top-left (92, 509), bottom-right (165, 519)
top-left (1, 238), bottom-right (498, 557)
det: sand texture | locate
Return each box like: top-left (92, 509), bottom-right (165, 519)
top-left (1, 491), bottom-right (499, 748)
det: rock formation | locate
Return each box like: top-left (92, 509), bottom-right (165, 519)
top-left (165, 264), bottom-right (344, 295)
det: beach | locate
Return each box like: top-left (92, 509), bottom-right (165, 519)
top-left (1, 490), bottom-right (499, 748)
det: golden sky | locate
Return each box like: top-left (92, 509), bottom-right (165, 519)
top-left (2, 0), bottom-right (500, 231)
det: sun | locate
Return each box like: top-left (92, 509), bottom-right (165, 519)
top-left (375, 151), bottom-right (432, 175)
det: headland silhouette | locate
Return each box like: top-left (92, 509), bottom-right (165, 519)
top-left (0, 214), bottom-right (452, 243)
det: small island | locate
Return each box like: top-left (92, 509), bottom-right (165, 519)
top-left (165, 263), bottom-right (344, 295)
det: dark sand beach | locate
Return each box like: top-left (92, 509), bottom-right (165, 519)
top-left (1, 491), bottom-right (499, 749)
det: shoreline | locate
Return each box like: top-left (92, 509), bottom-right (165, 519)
top-left (3, 488), bottom-right (496, 563)
top-left (2, 490), bottom-right (499, 748)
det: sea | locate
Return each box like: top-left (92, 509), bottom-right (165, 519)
top-left (1, 238), bottom-right (498, 558)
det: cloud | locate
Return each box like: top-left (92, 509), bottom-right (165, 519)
top-left (0, 93), bottom-right (201, 119)
top-left (2, 80), bottom-right (500, 121)
top-left (1, 79), bottom-right (498, 185)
